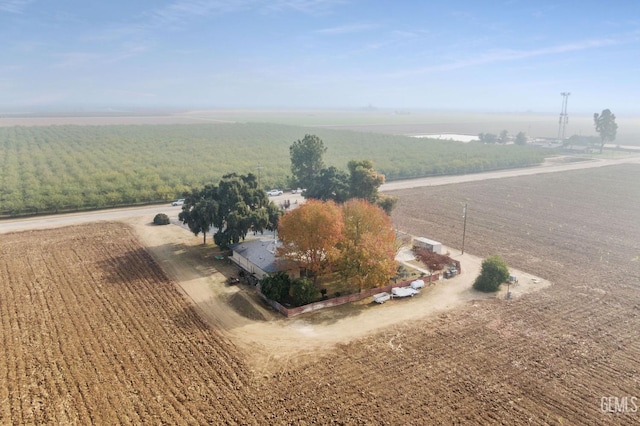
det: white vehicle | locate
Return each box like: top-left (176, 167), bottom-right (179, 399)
top-left (267, 189), bottom-right (283, 196)
top-left (391, 286), bottom-right (420, 298)
top-left (291, 188), bottom-right (305, 194)
top-left (410, 279), bottom-right (425, 289)
top-left (373, 292), bottom-right (391, 304)
top-left (171, 199), bottom-right (185, 206)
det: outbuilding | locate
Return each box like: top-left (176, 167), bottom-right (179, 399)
top-left (412, 237), bottom-right (443, 254)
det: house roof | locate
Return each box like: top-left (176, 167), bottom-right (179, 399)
top-left (230, 238), bottom-right (289, 273)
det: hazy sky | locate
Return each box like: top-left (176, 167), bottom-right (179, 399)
top-left (1, 0), bottom-right (639, 113)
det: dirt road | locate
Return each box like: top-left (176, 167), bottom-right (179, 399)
top-left (2, 155), bottom-right (638, 235)
top-left (380, 155), bottom-right (640, 191)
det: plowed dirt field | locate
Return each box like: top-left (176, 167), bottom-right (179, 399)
top-left (1, 164), bottom-right (639, 424)
top-left (0, 225), bottom-right (259, 424)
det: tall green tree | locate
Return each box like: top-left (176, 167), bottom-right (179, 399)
top-left (304, 166), bottom-right (350, 203)
top-left (593, 109), bottom-right (618, 154)
top-left (376, 194), bottom-right (398, 215)
top-left (178, 184), bottom-right (218, 245)
top-left (515, 132), bottom-right (527, 146)
top-left (180, 173), bottom-right (281, 248)
top-left (478, 133), bottom-right (498, 144)
top-left (212, 173), bottom-right (280, 248)
top-left (347, 160), bottom-right (385, 203)
top-left (289, 134), bottom-right (327, 189)
top-left (499, 130), bottom-right (509, 144)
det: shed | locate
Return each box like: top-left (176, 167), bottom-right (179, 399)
top-left (412, 237), bottom-right (443, 254)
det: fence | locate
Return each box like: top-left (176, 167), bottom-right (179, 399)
top-left (258, 274), bottom-right (440, 318)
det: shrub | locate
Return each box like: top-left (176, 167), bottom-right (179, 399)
top-left (291, 277), bottom-right (317, 306)
top-left (473, 255), bottom-right (509, 292)
top-left (153, 213), bottom-right (170, 225)
top-left (260, 272), bottom-right (292, 302)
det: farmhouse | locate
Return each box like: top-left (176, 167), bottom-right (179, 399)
top-left (229, 238), bottom-right (300, 281)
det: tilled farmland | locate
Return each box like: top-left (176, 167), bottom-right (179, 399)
top-left (1, 164), bottom-right (639, 424)
top-left (0, 225), bottom-right (259, 424)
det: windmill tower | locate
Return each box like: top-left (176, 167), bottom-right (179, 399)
top-left (557, 92), bottom-right (570, 142)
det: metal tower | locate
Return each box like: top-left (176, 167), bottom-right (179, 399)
top-left (557, 92), bottom-right (570, 142)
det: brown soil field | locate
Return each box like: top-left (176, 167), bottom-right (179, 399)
top-left (248, 164), bottom-right (640, 424)
top-left (0, 224), bottom-right (260, 424)
top-left (1, 164), bottom-right (639, 424)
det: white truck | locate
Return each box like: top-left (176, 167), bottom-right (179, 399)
top-left (391, 286), bottom-right (420, 298)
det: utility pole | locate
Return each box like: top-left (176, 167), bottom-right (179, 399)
top-left (557, 92), bottom-right (570, 143)
top-left (461, 203), bottom-right (468, 254)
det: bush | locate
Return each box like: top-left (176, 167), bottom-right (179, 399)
top-left (473, 255), bottom-right (509, 292)
top-left (291, 277), bottom-right (317, 306)
top-left (259, 272), bottom-right (292, 302)
top-left (153, 213), bottom-right (170, 225)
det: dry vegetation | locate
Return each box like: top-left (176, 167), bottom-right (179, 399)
top-left (1, 164), bottom-right (639, 424)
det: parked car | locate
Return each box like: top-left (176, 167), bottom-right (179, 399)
top-left (291, 188), bottom-right (305, 194)
top-left (444, 267), bottom-right (458, 279)
top-left (267, 189), bottom-right (283, 196)
top-left (171, 199), bottom-right (185, 206)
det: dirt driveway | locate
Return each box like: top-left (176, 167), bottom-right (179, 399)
top-left (125, 214), bottom-right (549, 375)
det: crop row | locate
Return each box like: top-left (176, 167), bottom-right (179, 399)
top-left (0, 123), bottom-right (548, 215)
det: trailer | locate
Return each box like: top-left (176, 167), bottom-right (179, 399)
top-left (410, 279), bottom-right (425, 289)
top-left (373, 292), bottom-right (391, 304)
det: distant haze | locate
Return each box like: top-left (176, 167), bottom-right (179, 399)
top-left (1, 1), bottom-right (639, 114)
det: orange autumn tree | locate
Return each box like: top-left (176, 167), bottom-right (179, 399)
top-left (337, 199), bottom-right (397, 291)
top-left (277, 199), bottom-right (343, 282)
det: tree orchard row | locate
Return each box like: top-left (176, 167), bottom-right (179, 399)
top-left (0, 123), bottom-right (547, 216)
